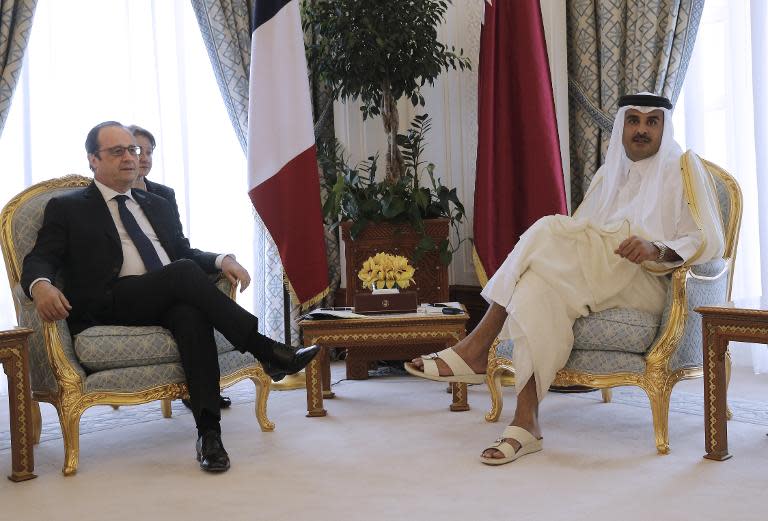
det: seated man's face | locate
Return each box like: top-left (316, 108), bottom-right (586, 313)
top-left (622, 108), bottom-right (664, 162)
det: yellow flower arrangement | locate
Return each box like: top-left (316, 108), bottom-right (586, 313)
top-left (358, 252), bottom-right (416, 290)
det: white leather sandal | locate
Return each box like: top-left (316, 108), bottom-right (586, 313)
top-left (480, 426), bottom-right (543, 466)
top-left (404, 347), bottom-right (486, 384)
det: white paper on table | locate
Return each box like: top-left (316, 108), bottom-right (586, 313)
top-left (418, 302), bottom-right (464, 314)
top-left (301, 308), bottom-right (368, 320)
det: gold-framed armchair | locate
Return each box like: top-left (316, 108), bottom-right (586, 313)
top-left (0, 175), bottom-right (274, 476)
top-left (485, 155), bottom-right (742, 454)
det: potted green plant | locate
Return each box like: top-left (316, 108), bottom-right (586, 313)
top-left (303, 0), bottom-right (471, 304)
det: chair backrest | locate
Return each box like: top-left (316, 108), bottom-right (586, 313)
top-left (1, 175), bottom-right (92, 296)
top-left (664, 156), bottom-right (743, 372)
top-left (1, 175), bottom-right (92, 394)
top-left (700, 157), bottom-right (743, 300)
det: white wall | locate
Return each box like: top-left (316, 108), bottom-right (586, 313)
top-left (334, 0), bottom-right (569, 287)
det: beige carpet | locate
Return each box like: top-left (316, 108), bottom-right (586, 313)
top-left (1, 363), bottom-right (767, 521)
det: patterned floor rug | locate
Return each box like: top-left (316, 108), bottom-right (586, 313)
top-left (569, 386), bottom-right (768, 426)
top-left (2, 369), bottom-right (767, 452)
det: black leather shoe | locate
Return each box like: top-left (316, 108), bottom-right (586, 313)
top-left (261, 343), bottom-right (320, 381)
top-left (182, 395), bottom-right (231, 410)
top-left (262, 362), bottom-right (287, 382)
top-left (196, 431), bottom-right (230, 472)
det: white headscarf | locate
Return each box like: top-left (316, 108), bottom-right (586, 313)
top-left (575, 95), bottom-right (724, 267)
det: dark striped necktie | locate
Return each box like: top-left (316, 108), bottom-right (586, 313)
top-left (113, 195), bottom-right (164, 272)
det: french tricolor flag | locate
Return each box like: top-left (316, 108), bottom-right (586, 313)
top-left (247, 0), bottom-right (329, 308)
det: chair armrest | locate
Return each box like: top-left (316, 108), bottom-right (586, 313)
top-left (646, 259), bottom-right (729, 371)
top-left (670, 260), bottom-right (729, 370)
top-left (210, 273), bottom-right (237, 301)
top-left (12, 284), bottom-right (86, 395)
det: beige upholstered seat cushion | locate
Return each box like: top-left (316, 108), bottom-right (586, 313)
top-left (572, 308), bottom-right (661, 354)
top-left (74, 325), bottom-right (236, 373)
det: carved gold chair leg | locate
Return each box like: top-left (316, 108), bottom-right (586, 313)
top-left (31, 400), bottom-right (42, 444)
top-left (601, 388), bottom-right (613, 403)
top-left (252, 374), bottom-right (275, 432)
top-left (160, 399), bottom-right (172, 418)
top-left (645, 387), bottom-right (673, 455)
top-left (57, 404), bottom-right (84, 476)
top-left (725, 349), bottom-right (733, 420)
top-left (485, 368), bottom-right (505, 423)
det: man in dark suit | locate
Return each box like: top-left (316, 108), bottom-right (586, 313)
top-left (22, 121), bottom-right (319, 473)
top-left (128, 124), bottom-right (232, 411)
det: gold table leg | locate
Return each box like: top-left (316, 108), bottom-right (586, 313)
top-left (703, 320), bottom-right (732, 461)
top-left (450, 382), bottom-right (470, 412)
top-left (305, 354), bottom-right (327, 417)
top-left (1, 338), bottom-right (37, 481)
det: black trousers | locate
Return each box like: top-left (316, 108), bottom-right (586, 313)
top-left (89, 259), bottom-right (269, 433)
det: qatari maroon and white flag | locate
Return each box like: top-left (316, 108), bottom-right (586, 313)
top-left (247, 0), bottom-right (329, 308)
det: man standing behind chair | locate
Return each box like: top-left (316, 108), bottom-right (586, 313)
top-left (128, 124), bottom-right (232, 412)
top-left (21, 121), bottom-right (320, 473)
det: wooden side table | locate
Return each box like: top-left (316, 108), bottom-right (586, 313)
top-left (0, 326), bottom-right (36, 481)
top-left (697, 297), bottom-right (768, 461)
top-left (300, 310), bottom-right (469, 417)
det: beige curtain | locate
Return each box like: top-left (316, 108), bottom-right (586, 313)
top-left (567, 0), bottom-right (705, 208)
top-left (0, 0), bottom-right (37, 137)
top-left (190, 0), bottom-right (340, 343)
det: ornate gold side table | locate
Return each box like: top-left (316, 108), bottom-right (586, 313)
top-left (300, 310), bottom-right (469, 417)
top-left (697, 297), bottom-right (768, 461)
top-left (0, 326), bottom-right (36, 481)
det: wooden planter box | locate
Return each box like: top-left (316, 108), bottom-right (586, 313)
top-left (341, 218), bottom-right (450, 307)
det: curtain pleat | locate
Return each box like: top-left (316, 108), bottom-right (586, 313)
top-left (0, 0), bottom-right (37, 137)
top-left (566, 0), bottom-right (705, 209)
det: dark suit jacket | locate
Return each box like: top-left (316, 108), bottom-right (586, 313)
top-left (143, 178), bottom-right (181, 226)
top-left (21, 182), bottom-right (219, 332)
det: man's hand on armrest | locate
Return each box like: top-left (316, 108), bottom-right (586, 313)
top-left (614, 235), bottom-right (681, 264)
top-left (31, 280), bottom-right (72, 322)
top-left (221, 255), bottom-right (251, 293)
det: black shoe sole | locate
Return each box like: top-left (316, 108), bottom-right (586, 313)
top-left (196, 453), bottom-right (230, 472)
top-left (182, 396), bottom-right (232, 410)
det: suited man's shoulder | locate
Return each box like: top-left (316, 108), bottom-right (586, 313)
top-left (45, 182), bottom-right (98, 210)
top-left (143, 179), bottom-right (176, 201)
top-left (132, 186), bottom-right (174, 209)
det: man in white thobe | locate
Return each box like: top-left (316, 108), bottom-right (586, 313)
top-left (406, 93), bottom-right (724, 465)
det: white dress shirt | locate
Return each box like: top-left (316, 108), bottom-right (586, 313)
top-left (94, 180), bottom-right (173, 277)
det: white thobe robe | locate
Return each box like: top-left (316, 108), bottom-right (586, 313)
top-left (481, 151), bottom-right (722, 402)
top-left (482, 216), bottom-right (669, 401)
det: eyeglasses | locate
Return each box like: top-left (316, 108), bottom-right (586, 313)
top-left (139, 146), bottom-right (154, 157)
top-left (97, 145), bottom-right (142, 158)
